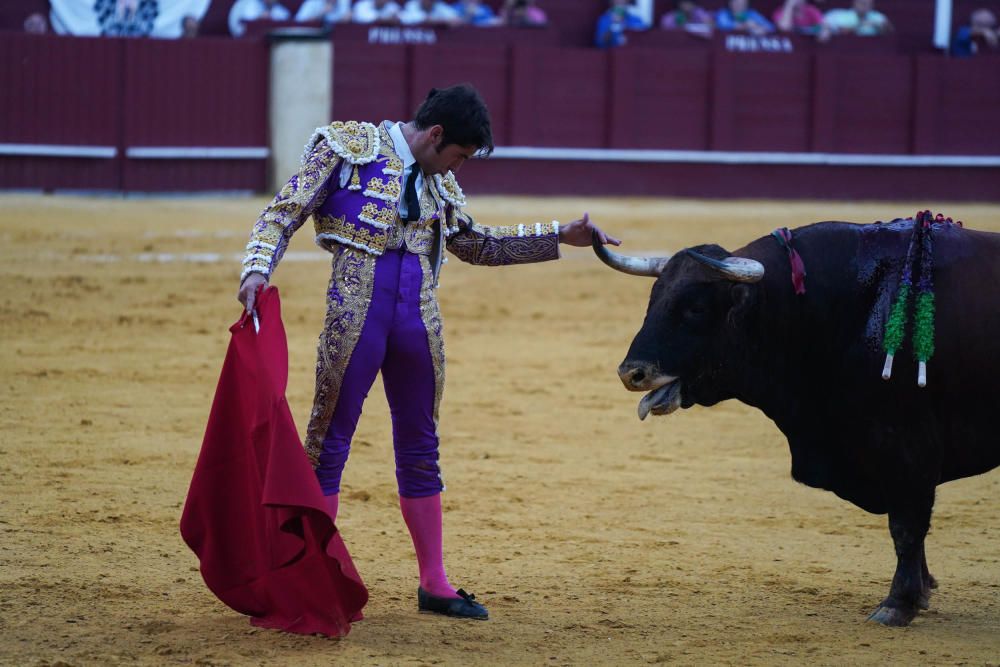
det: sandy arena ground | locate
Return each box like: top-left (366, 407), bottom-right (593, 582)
top-left (1, 194), bottom-right (998, 666)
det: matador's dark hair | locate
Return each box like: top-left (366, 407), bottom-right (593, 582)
top-left (413, 84), bottom-right (495, 157)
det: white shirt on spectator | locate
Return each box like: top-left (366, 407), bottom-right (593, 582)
top-left (398, 0), bottom-right (460, 25)
top-left (823, 8), bottom-right (890, 36)
top-left (229, 0), bottom-right (291, 36)
top-left (296, 0), bottom-right (352, 22)
top-left (353, 0), bottom-right (403, 23)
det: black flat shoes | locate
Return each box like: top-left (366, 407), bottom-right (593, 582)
top-left (417, 587), bottom-right (489, 620)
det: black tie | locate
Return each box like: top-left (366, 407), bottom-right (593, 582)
top-left (403, 166), bottom-right (420, 222)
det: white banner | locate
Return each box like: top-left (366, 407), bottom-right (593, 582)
top-left (50, 0), bottom-right (212, 38)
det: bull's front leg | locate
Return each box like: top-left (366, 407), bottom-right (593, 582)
top-left (868, 491), bottom-right (934, 626)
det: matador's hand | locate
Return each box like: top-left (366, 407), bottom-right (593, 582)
top-left (238, 273), bottom-right (269, 314)
top-left (559, 212), bottom-right (621, 247)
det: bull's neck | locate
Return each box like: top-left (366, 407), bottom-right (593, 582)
top-left (721, 224), bottom-right (862, 431)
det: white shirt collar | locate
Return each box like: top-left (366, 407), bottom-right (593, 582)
top-left (387, 121), bottom-right (417, 169)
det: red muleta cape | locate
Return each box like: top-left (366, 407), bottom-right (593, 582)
top-left (180, 287), bottom-right (368, 636)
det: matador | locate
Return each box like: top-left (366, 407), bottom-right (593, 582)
top-left (238, 84), bottom-right (619, 620)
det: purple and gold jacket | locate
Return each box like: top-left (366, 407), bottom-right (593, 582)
top-left (242, 120), bottom-right (560, 284)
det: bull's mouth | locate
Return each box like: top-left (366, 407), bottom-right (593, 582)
top-left (638, 380), bottom-right (683, 421)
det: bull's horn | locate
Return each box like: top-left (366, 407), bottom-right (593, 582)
top-left (592, 231), bottom-right (670, 277)
top-left (686, 251), bottom-right (765, 283)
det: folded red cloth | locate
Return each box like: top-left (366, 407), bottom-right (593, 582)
top-left (180, 287), bottom-right (368, 636)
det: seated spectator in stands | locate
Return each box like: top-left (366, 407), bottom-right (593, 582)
top-left (500, 0), bottom-right (548, 27)
top-left (229, 0), bottom-right (292, 36)
top-left (821, 0), bottom-right (891, 37)
top-left (181, 14), bottom-right (200, 37)
top-left (399, 0), bottom-right (462, 26)
top-left (296, 0), bottom-right (352, 24)
top-left (952, 8), bottom-right (999, 57)
top-left (715, 0), bottom-right (774, 35)
top-left (595, 0), bottom-right (647, 48)
top-left (353, 0), bottom-right (403, 23)
top-left (773, 0), bottom-right (823, 34)
top-left (23, 12), bottom-right (48, 34)
top-left (660, 0), bottom-right (713, 37)
top-left (454, 0), bottom-right (499, 26)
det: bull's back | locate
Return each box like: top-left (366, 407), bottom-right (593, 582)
top-left (775, 222), bottom-right (1000, 489)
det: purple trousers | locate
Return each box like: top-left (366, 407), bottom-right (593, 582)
top-left (314, 249), bottom-right (442, 498)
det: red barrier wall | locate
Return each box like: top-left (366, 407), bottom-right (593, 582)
top-left (123, 37), bottom-right (268, 191)
top-left (711, 51), bottom-right (813, 152)
top-left (914, 56), bottom-right (1000, 156)
top-left (509, 47), bottom-right (610, 148)
top-left (2, 30), bottom-right (999, 199)
top-left (0, 33), bottom-right (268, 192)
top-left (0, 33), bottom-right (123, 189)
top-left (332, 42), bottom-right (411, 124)
top-left (609, 48), bottom-right (711, 150)
top-left (813, 55), bottom-right (915, 155)
top-left (458, 160), bottom-right (1000, 202)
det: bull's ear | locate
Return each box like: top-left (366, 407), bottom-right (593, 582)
top-left (727, 283), bottom-right (756, 328)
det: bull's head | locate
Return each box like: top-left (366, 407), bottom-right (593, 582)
top-left (593, 232), bottom-right (764, 420)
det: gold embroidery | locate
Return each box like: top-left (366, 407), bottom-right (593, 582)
top-left (403, 222), bottom-right (436, 256)
top-left (359, 200), bottom-right (397, 229)
top-left (417, 255), bottom-right (445, 427)
top-left (446, 220), bottom-right (560, 266)
top-left (382, 155), bottom-right (403, 175)
top-left (304, 246), bottom-right (377, 465)
top-left (434, 172), bottom-right (467, 208)
top-left (315, 213), bottom-right (389, 254)
top-left (363, 175), bottom-right (401, 203)
top-left (326, 121), bottom-right (380, 164)
top-left (349, 165), bottom-right (361, 191)
top-left (245, 140), bottom-right (339, 278)
top-left (385, 221), bottom-right (405, 250)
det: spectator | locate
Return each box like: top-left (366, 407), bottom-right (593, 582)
top-left (181, 14), bottom-right (200, 37)
top-left (952, 8), bottom-right (999, 57)
top-left (454, 0), bottom-right (499, 26)
top-left (23, 12), bottom-right (48, 34)
top-left (715, 0), bottom-right (774, 35)
top-left (398, 0), bottom-right (462, 25)
top-left (660, 0), bottom-right (713, 37)
top-left (353, 0), bottom-right (403, 23)
top-left (296, 0), bottom-right (352, 24)
top-left (773, 0), bottom-right (824, 34)
top-left (595, 0), bottom-right (647, 48)
top-left (229, 0), bottom-right (292, 36)
top-left (500, 0), bottom-right (547, 27)
top-left (821, 0), bottom-right (892, 37)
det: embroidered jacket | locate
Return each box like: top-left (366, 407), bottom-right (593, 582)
top-left (242, 120), bottom-right (560, 283)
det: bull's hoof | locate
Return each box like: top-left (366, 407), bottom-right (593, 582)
top-left (867, 603), bottom-right (917, 627)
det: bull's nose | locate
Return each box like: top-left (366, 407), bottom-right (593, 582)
top-left (618, 362), bottom-right (650, 391)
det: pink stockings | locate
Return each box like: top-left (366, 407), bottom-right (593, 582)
top-left (324, 492), bottom-right (458, 599)
top-left (399, 494), bottom-right (458, 599)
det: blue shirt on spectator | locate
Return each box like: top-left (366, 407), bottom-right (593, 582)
top-left (453, 1), bottom-right (497, 26)
top-left (952, 26), bottom-right (977, 57)
top-left (595, 8), bottom-right (647, 48)
top-left (714, 8), bottom-right (774, 33)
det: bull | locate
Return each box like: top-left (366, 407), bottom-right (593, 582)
top-left (593, 219), bottom-right (999, 626)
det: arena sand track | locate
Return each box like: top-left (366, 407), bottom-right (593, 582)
top-left (1, 195), bottom-right (998, 666)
